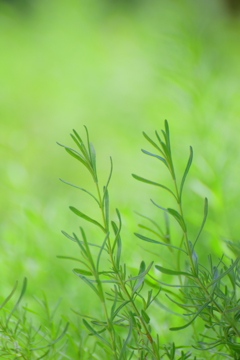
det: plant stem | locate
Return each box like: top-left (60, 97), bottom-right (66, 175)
top-left (95, 181), bottom-right (160, 360)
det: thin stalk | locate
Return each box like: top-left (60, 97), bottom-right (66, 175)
top-left (91, 181), bottom-right (118, 359)
top-left (95, 182), bottom-right (160, 360)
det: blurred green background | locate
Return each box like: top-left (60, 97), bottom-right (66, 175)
top-left (1, 0), bottom-right (240, 353)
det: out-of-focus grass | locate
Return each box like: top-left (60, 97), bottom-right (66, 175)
top-left (1, 0), bottom-right (240, 350)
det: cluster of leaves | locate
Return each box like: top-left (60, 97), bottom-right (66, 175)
top-left (0, 278), bottom-right (69, 359)
top-left (1, 121), bottom-right (240, 359)
top-left (57, 121), bottom-right (240, 359)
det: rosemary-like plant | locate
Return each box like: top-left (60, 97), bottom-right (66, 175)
top-left (0, 278), bottom-right (69, 359)
top-left (2, 120), bottom-right (239, 359)
top-left (57, 121), bottom-right (240, 359)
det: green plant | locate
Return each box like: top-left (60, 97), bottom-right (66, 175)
top-left (0, 279), bottom-right (69, 359)
top-left (57, 121), bottom-right (240, 359)
top-left (1, 120), bottom-right (239, 359)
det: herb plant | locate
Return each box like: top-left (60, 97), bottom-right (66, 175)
top-left (0, 278), bottom-right (69, 359)
top-left (1, 121), bottom-right (239, 359)
top-left (57, 120), bottom-right (240, 359)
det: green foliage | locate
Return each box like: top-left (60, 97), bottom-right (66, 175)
top-left (1, 121), bottom-right (240, 359)
top-left (0, 279), bottom-right (69, 359)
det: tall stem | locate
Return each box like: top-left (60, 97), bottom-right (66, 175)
top-left (95, 181), bottom-right (160, 360)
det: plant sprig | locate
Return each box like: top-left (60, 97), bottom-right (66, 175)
top-left (58, 126), bottom-right (161, 359)
top-left (56, 120), bottom-right (240, 359)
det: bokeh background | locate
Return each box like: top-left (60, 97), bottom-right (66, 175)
top-left (1, 0), bottom-right (240, 355)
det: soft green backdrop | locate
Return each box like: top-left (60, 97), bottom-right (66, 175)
top-left (1, 0), bottom-right (240, 352)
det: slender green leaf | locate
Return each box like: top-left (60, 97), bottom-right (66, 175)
top-left (110, 285), bottom-right (118, 320)
top-left (155, 131), bottom-right (169, 158)
top-left (132, 174), bottom-right (177, 199)
top-left (61, 230), bottom-right (106, 250)
top-left (70, 132), bottom-right (85, 154)
top-left (73, 271), bottom-right (100, 297)
top-left (150, 199), bottom-right (167, 211)
top-left (164, 120), bottom-right (170, 144)
top-left (192, 249), bottom-right (198, 275)
top-left (70, 206), bottom-right (105, 232)
top-left (134, 233), bottom-right (187, 254)
top-left (72, 232), bottom-right (87, 256)
top-left (133, 261), bottom-right (146, 292)
top-left (103, 187), bottom-right (109, 230)
top-left (151, 201), bottom-right (186, 232)
top-left (90, 142), bottom-right (97, 181)
top-left (138, 224), bottom-right (166, 242)
top-left (83, 319), bottom-right (112, 348)
top-left (61, 146), bottom-right (91, 170)
top-left (96, 233), bottom-right (109, 272)
top-left (126, 261), bottom-right (153, 283)
top-left (148, 274), bottom-right (199, 288)
top-left (31, 322), bottom-right (69, 350)
top-left (57, 141), bottom-right (81, 155)
top-left (73, 128), bottom-right (90, 160)
top-left (142, 131), bottom-right (162, 153)
top-left (0, 281), bottom-right (18, 310)
top-left (73, 268), bottom-right (93, 276)
top-left (141, 309), bottom-right (150, 324)
top-left (155, 265), bottom-right (196, 278)
top-left (170, 300), bottom-right (211, 331)
top-left (59, 178), bottom-right (100, 205)
top-left (112, 208), bottom-right (122, 253)
top-left (22, 306), bottom-right (42, 317)
top-left (112, 301), bottom-right (131, 321)
top-left (165, 294), bottom-right (202, 309)
top-left (57, 256), bottom-right (91, 269)
top-left (135, 211), bottom-right (165, 237)
top-left (141, 149), bottom-right (167, 166)
top-left (206, 257), bottom-right (239, 289)
top-left (180, 146), bottom-right (193, 199)
top-left (72, 129), bottom-right (84, 146)
top-left (84, 125), bottom-right (91, 156)
top-left (7, 277), bottom-right (27, 325)
top-left (119, 315), bottom-right (133, 360)
top-left (103, 156), bottom-right (113, 201)
top-left (161, 129), bottom-right (168, 149)
top-left (192, 198), bottom-right (208, 250)
top-left (114, 224), bottom-right (122, 270)
top-left (78, 227), bottom-right (96, 272)
top-left (167, 208), bottom-right (186, 232)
